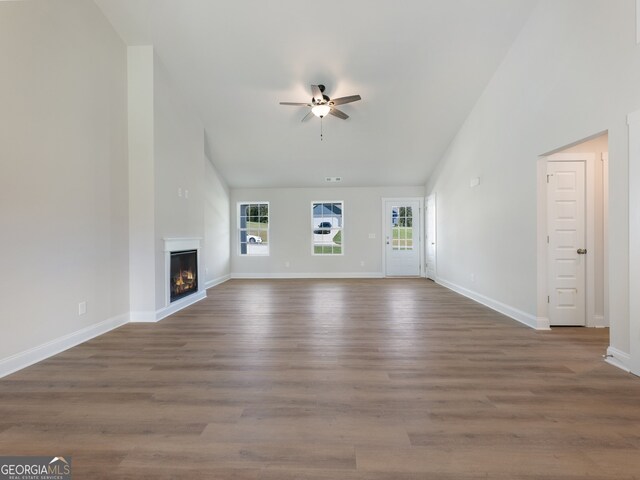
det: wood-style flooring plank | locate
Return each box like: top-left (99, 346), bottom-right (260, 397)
top-left (0, 278), bottom-right (639, 478)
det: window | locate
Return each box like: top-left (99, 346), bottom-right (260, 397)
top-left (238, 202), bottom-right (269, 255)
top-left (391, 206), bottom-right (413, 250)
top-left (312, 201), bottom-right (343, 255)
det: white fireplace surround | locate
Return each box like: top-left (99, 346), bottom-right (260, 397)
top-left (159, 237), bottom-right (206, 321)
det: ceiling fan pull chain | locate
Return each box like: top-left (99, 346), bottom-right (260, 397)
top-left (320, 117), bottom-right (323, 141)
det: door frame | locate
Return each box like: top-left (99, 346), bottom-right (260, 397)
top-left (628, 109), bottom-right (640, 375)
top-left (381, 197), bottom-right (424, 277)
top-left (425, 193), bottom-right (437, 280)
top-left (537, 153), bottom-right (597, 329)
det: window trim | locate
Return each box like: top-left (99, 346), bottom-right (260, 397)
top-left (311, 200), bottom-right (344, 256)
top-left (237, 201), bottom-right (270, 256)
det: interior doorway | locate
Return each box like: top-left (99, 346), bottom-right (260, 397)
top-left (537, 132), bottom-right (608, 329)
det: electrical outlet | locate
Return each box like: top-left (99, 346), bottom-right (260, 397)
top-left (185, 189), bottom-right (189, 199)
top-left (368, 233), bottom-right (376, 239)
top-left (178, 187), bottom-right (182, 197)
top-left (78, 301), bottom-right (87, 315)
top-left (285, 261), bottom-right (290, 268)
top-left (470, 273), bottom-right (475, 282)
top-left (360, 261), bottom-right (365, 267)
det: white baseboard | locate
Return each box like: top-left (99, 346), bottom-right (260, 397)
top-left (130, 290), bottom-right (208, 323)
top-left (593, 314), bottom-right (607, 328)
top-left (536, 316), bottom-right (551, 330)
top-left (0, 313), bottom-right (129, 379)
top-left (230, 272), bottom-right (384, 279)
top-left (205, 273), bottom-right (230, 289)
top-left (129, 311), bottom-right (157, 323)
top-left (155, 290), bottom-right (207, 322)
top-left (435, 277), bottom-right (542, 330)
top-left (605, 346), bottom-right (631, 372)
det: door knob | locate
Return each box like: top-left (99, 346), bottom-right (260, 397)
top-left (577, 248), bottom-right (587, 255)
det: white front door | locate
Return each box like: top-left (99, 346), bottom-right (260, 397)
top-left (384, 199), bottom-right (421, 276)
top-left (547, 161), bottom-right (586, 326)
top-left (426, 194), bottom-right (437, 280)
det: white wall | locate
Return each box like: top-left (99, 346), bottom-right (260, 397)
top-left (128, 46), bottom-right (156, 318)
top-left (153, 57), bottom-right (206, 310)
top-left (128, 48), bottom-right (228, 316)
top-left (426, 0), bottom-right (640, 359)
top-left (230, 186), bottom-right (424, 277)
top-left (0, 0), bottom-right (129, 371)
top-left (0, 1), bottom-right (232, 374)
top-left (204, 156), bottom-right (231, 287)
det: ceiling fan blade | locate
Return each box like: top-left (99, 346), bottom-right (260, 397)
top-left (280, 102), bottom-right (312, 106)
top-left (330, 94), bottom-right (361, 106)
top-left (329, 107), bottom-right (349, 120)
top-left (311, 85), bottom-right (323, 103)
top-left (301, 111), bottom-right (314, 122)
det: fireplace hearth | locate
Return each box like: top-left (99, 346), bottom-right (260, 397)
top-left (170, 250), bottom-right (198, 302)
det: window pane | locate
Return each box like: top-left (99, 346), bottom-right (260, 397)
top-left (239, 202), bottom-right (269, 256)
top-left (313, 201), bottom-right (343, 255)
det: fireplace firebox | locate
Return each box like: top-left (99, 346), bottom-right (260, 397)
top-left (170, 250), bottom-right (198, 302)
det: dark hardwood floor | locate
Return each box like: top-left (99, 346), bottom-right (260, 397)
top-left (1, 279), bottom-right (639, 479)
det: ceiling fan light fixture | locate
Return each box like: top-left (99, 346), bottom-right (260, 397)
top-left (311, 104), bottom-right (331, 118)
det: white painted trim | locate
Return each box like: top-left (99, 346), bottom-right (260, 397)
top-left (628, 110), bottom-right (640, 376)
top-left (602, 152), bottom-right (609, 329)
top-left (536, 157), bottom-right (549, 323)
top-left (629, 109), bottom-right (640, 125)
top-left (0, 313), bottom-right (129, 379)
top-left (129, 311), bottom-right (157, 323)
top-left (156, 290), bottom-right (206, 321)
top-left (205, 274), bottom-right (231, 290)
top-left (538, 153), bottom-right (598, 327)
top-left (130, 290), bottom-right (208, 323)
top-left (435, 277), bottom-right (544, 330)
top-left (231, 272), bottom-right (384, 279)
top-left (163, 237), bottom-right (202, 252)
top-left (606, 346), bottom-right (631, 373)
top-left (236, 201), bottom-right (270, 257)
top-left (310, 200), bottom-right (345, 256)
top-left (425, 193), bottom-right (437, 280)
top-left (536, 317), bottom-right (551, 330)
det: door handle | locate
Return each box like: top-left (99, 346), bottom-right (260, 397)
top-left (577, 248), bottom-right (587, 255)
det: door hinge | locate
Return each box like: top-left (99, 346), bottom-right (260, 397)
top-left (547, 295), bottom-right (550, 303)
top-left (547, 235), bottom-right (549, 244)
top-left (546, 174), bottom-right (553, 183)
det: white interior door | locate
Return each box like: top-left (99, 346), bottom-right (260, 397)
top-left (426, 194), bottom-right (437, 280)
top-left (384, 199), bottom-right (421, 276)
top-left (547, 161), bottom-right (586, 326)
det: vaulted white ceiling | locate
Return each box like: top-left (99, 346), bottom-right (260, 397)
top-left (94, 0), bottom-right (536, 188)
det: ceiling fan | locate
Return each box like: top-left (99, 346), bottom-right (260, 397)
top-left (280, 84), bottom-right (361, 122)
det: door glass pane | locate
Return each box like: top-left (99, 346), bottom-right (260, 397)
top-left (391, 205), bottom-right (414, 251)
